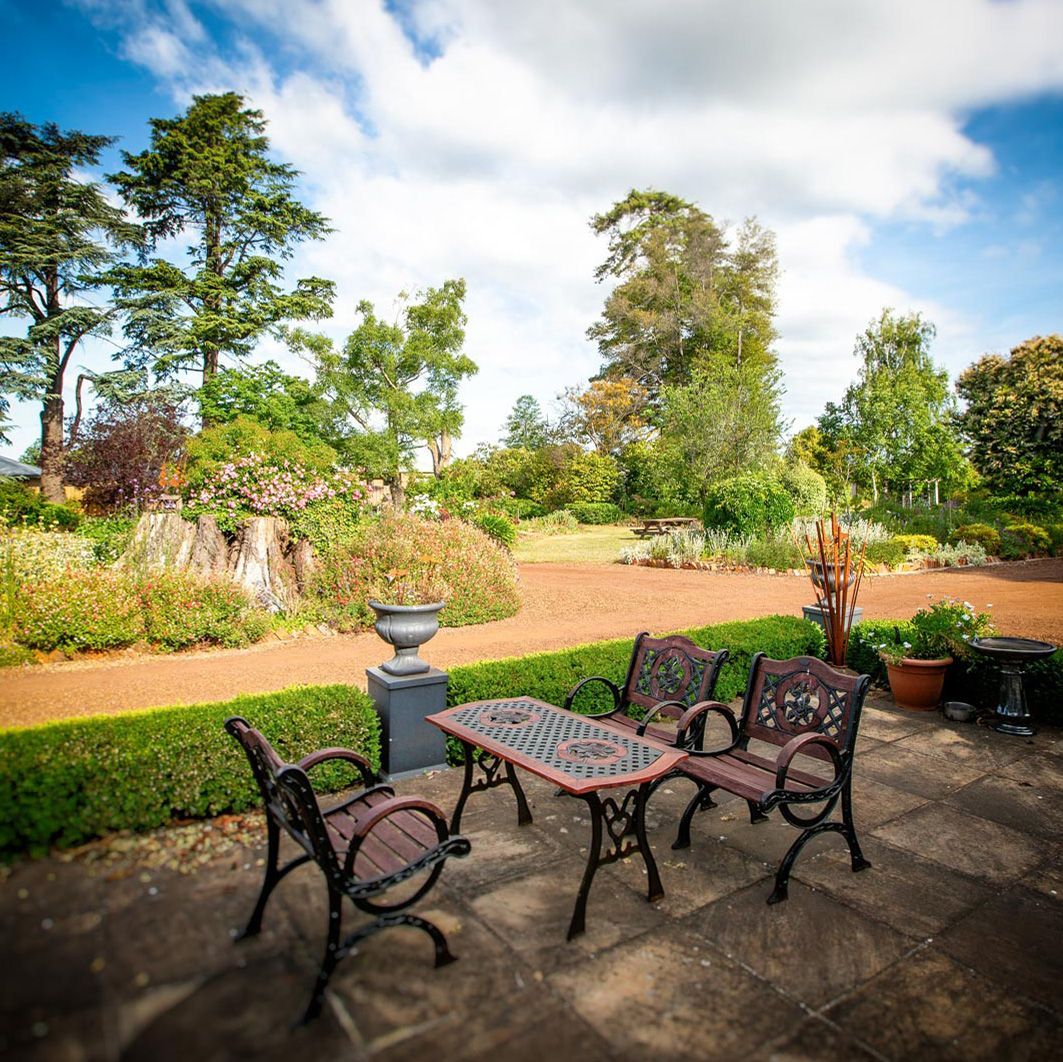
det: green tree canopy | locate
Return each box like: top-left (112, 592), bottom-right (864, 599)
top-left (587, 188), bottom-right (778, 411)
top-left (956, 334), bottom-right (1063, 497)
top-left (197, 360), bottom-right (330, 441)
top-left (108, 93), bottom-right (334, 405)
top-left (503, 394), bottom-right (550, 450)
top-left (820, 309), bottom-right (968, 502)
top-left (0, 113), bottom-right (139, 500)
top-left (288, 279), bottom-right (477, 506)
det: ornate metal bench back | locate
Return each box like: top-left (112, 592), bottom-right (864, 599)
top-left (624, 633), bottom-right (726, 718)
top-left (274, 765), bottom-right (345, 877)
top-left (225, 716), bottom-right (338, 870)
top-left (739, 654), bottom-right (870, 759)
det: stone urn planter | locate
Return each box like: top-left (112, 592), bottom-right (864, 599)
top-left (884, 656), bottom-right (953, 712)
top-left (369, 600), bottom-right (445, 676)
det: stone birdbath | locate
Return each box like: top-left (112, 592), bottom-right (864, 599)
top-left (970, 636), bottom-right (1056, 736)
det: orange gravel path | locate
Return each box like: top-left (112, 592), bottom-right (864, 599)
top-left (1, 558), bottom-right (1060, 729)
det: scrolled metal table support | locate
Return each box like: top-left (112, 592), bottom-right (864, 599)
top-left (451, 739), bottom-right (533, 832)
top-left (567, 781), bottom-right (662, 940)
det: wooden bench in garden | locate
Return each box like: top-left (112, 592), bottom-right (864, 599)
top-left (225, 717), bottom-right (471, 1023)
top-left (632, 517), bottom-right (702, 537)
top-left (564, 632), bottom-right (728, 750)
top-left (662, 654), bottom-right (872, 904)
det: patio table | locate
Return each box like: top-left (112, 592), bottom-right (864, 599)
top-left (426, 697), bottom-right (687, 939)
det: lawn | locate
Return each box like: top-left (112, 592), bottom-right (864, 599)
top-left (513, 524), bottom-right (634, 564)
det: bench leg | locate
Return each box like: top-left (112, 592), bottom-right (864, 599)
top-left (672, 783), bottom-right (716, 850)
top-left (300, 885), bottom-right (343, 1025)
top-left (236, 818), bottom-right (281, 940)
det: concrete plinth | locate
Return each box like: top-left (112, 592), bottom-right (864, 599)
top-left (802, 604), bottom-right (864, 632)
top-left (367, 665), bottom-right (449, 779)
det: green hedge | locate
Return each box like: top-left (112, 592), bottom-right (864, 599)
top-left (847, 619), bottom-right (1063, 726)
top-left (446, 615), bottom-right (826, 760)
top-left (0, 685), bottom-right (380, 857)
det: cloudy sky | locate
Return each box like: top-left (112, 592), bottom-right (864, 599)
top-left (2, 0), bottom-right (1062, 462)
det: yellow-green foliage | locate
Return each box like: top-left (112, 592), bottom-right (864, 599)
top-left (891, 534), bottom-right (939, 553)
top-left (949, 523), bottom-right (1001, 555)
top-left (2, 530), bottom-right (96, 583)
top-left (1000, 522), bottom-right (1051, 559)
top-left (0, 684), bottom-right (380, 856)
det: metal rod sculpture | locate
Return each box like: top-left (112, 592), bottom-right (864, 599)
top-left (802, 513), bottom-right (867, 666)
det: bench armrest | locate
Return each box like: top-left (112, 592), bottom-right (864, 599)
top-left (564, 676), bottom-right (622, 717)
top-left (773, 733), bottom-right (843, 793)
top-left (635, 699), bottom-right (688, 737)
top-left (676, 701), bottom-right (740, 754)
top-left (297, 747), bottom-right (377, 788)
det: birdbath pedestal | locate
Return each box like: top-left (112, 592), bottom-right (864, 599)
top-left (970, 636), bottom-right (1056, 737)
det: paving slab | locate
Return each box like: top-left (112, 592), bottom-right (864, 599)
top-left (754, 1015), bottom-right (882, 1062)
top-left (549, 924), bottom-right (805, 1061)
top-left (936, 886), bottom-right (1063, 1013)
top-left (794, 838), bottom-right (992, 938)
top-left (854, 705), bottom-right (936, 744)
top-left (943, 772), bottom-right (1063, 839)
top-left (892, 724), bottom-right (1036, 771)
top-left (691, 881), bottom-right (916, 1009)
top-left (826, 946), bottom-right (1063, 1060)
top-left (857, 743), bottom-right (987, 800)
top-left (871, 804), bottom-right (1047, 885)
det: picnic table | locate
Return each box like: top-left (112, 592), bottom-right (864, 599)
top-left (426, 697), bottom-right (687, 939)
top-left (632, 516), bottom-right (702, 537)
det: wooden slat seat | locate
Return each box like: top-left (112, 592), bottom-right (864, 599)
top-left (225, 717), bottom-right (471, 1023)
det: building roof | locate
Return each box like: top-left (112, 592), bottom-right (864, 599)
top-left (0, 455), bottom-right (43, 478)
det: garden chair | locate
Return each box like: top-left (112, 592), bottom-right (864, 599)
top-left (564, 632), bottom-right (728, 750)
top-left (663, 654), bottom-right (871, 904)
top-left (225, 717), bottom-right (471, 1023)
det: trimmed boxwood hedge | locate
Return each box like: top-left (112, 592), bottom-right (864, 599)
top-left (445, 615), bottom-right (827, 760)
top-left (847, 618), bottom-right (1062, 726)
top-left (0, 685), bottom-right (380, 857)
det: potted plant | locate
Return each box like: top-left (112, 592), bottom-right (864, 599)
top-left (368, 566), bottom-right (452, 676)
top-left (877, 597), bottom-right (994, 712)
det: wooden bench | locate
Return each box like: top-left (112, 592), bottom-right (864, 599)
top-left (632, 517), bottom-right (703, 538)
top-left (563, 632), bottom-right (727, 751)
top-left (661, 654), bottom-right (872, 904)
top-left (225, 717), bottom-right (471, 1023)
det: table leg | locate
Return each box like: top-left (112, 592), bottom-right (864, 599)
top-left (567, 782), bottom-right (664, 939)
top-left (450, 741), bottom-right (535, 833)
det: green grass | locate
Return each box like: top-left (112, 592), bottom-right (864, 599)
top-left (513, 524), bottom-right (635, 564)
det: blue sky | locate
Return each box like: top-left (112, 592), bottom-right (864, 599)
top-left (2, 0), bottom-right (1062, 462)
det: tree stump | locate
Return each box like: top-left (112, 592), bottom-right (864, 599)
top-left (124, 511), bottom-right (196, 569)
top-left (229, 517), bottom-right (298, 612)
top-left (292, 537), bottom-right (317, 592)
top-left (189, 515), bottom-right (228, 575)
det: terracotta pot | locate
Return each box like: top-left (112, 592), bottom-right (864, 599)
top-left (884, 656), bottom-right (953, 712)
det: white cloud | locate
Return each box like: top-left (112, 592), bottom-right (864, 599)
top-left (11, 0), bottom-right (1059, 464)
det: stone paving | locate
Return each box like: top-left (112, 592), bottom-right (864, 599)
top-left (2, 691), bottom-right (1062, 1061)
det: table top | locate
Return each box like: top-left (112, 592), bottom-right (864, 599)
top-left (427, 697), bottom-right (688, 795)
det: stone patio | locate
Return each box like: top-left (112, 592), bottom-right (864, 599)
top-left (3, 691), bottom-right (1062, 1061)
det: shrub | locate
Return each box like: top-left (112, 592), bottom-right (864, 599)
top-left (546, 449), bottom-right (620, 509)
top-left (1048, 523), bottom-right (1063, 556)
top-left (701, 528), bottom-right (753, 564)
top-left (780, 462), bottom-right (827, 517)
top-left (1000, 522), bottom-right (1051, 560)
top-left (74, 515), bottom-right (136, 564)
top-left (703, 473), bottom-right (795, 537)
top-left (0, 684), bottom-right (380, 855)
top-left (507, 498), bottom-right (546, 521)
top-left (185, 452), bottom-right (366, 536)
top-left (521, 510), bottom-right (579, 535)
top-left (2, 530), bottom-right (97, 584)
top-left (620, 529), bottom-right (706, 568)
top-left (745, 533), bottom-right (805, 571)
top-left (287, 493), bottom-right (366, 550)
top-left (140, 572), bottom-right (270, 650)
top-left (0, 480), bottom-right (81, 530)
top-left (863, 539), bottom-right (906, 568)
top-left (310, 513), bottom-right (521, 629)
top-left (12, 571), bottom-right (144, 651)
top-left (891, 534), bottom-right (939, 553)
top-left (568, 501), bottom-right (622, 525)
top-left (0, 641), bottom-right (36, 668)
top-left (471, 513), bottom-right (517, 548)
top-left (65, 396), bottom-right (188, 512)
top-left (916, 542), bottom-right (989, 567)
top-left (949, 523), bottom-right (1001, 555)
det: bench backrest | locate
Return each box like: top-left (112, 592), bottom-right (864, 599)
top-left (225, 716), bottom-right (341, 877)
top-left (737, 654), bottom-right (870, 759)
top-left (623, 633), bottom-right (728, 719)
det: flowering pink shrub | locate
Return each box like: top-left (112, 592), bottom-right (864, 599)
top-left (311, 514), bottom-right (521, 629)
top-left (184, 454), bottom-right (366, 539)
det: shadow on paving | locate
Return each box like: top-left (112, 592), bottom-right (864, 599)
top-left (2, 691), bottom-right (1062, 1061)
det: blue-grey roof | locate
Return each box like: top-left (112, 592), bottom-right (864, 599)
top-left (0, 456), bottom-right (42, 478)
